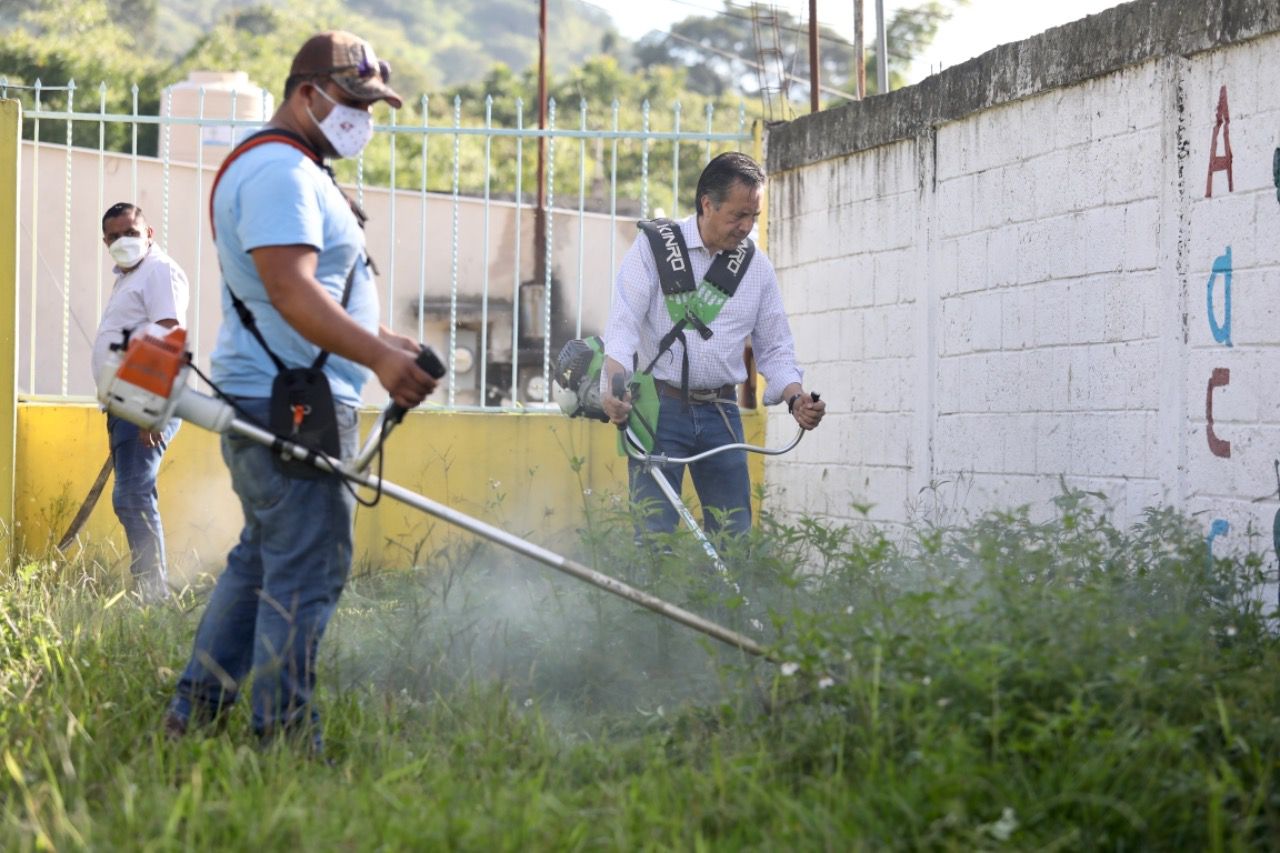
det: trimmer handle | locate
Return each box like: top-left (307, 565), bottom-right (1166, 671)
top-left (611, 372), bottom-right (631, 431)
top-left (385, 346), bottom-right (447, 425)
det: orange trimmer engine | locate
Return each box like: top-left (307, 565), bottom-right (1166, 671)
top-left (96, 324), bottom-right (191, 432)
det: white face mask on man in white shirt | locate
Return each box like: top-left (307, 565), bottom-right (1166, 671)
top-left (101, 204), bottom-right (154, 272)
top-left (108, 235), bottom-right (149, 269)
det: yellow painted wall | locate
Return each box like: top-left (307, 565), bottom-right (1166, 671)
top-left (16, 403), bottom-right (765, 581)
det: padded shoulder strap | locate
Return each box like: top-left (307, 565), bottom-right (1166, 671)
top-left (703, 237), bottom-right (755, 298)
top-left (637, 218), bottom-right (697, 297)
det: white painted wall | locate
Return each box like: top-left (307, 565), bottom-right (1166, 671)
top-left (766, 32), bottom-right (1280, 561)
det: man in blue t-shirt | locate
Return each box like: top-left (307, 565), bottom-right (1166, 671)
top-left (165, 30), bottom-right (437, 752)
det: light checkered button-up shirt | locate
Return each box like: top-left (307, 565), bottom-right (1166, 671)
top-left (603, 214), bottom-right (803, 406)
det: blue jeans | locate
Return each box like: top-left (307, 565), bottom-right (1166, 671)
top-left (108, 414), bottom-right (180, 599)
top-left (628, 395), bottom-right (752, 537)
top-left (169, 398), bottom-right (359, 742)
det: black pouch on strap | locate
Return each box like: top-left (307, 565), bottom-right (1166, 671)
top-left (225, 258), bottom-right (359, 480)
top-left (269, 367), bottom-right (341, 480)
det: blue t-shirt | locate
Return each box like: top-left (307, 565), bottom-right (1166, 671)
top-left (210, 140), bottom-right (378, 407)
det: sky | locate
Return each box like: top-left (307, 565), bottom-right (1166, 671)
top-left (584, 0), bottom-right (1127, 86)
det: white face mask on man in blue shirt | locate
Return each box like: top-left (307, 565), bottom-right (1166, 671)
top-left (307, 85), bottom-right (375, 159)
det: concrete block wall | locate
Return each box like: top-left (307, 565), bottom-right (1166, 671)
top-left (770, 143), bottom-right (922, 524)
top-left (764, 0), bottom-right (1280, 563)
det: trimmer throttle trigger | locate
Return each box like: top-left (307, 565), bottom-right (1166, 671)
top-left (385, 345), bottom-right (447, 425)
top-left (415, 346), bottom-right (447, 380)
top-left (609, 373), bottom-right (633, 432)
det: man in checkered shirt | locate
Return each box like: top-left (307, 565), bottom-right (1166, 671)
top-left (601, 152), bottom-right (826, 537)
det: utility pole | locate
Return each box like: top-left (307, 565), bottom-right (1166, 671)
top-left (853, 0), bottom-right (865, 99)
top-left (535, 0), bottom-right (548, 283)
top-left (808, 0), bottom-right (820, 113)
top-left (875, 0), bottom-right (888, 94)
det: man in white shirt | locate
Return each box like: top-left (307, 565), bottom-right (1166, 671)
top-left (92, 202), bottom-right (190, 602)
top-left (601, 152), bottom-right (825, 538)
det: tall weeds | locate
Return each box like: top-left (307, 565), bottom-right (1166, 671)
top-left (1, 487), bottom-right (1277, 849)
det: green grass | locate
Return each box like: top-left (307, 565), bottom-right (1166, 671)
top-left (3, 488), bottom-right (1279, 850)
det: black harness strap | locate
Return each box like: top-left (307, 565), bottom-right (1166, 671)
top-left (636, 218), bottom-right (755, 407)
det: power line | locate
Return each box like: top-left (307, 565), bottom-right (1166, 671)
top-left (574, 0), bottom-right (908, 90)
top-left (661, 0), bottom-right (864, 51)
top-left (663, 28), bottom-right (856, 101)
top-left (577, 0), bottom-right (867, 54)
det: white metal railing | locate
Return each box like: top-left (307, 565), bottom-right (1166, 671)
top-left (1, 77), bottom-right (752, 409)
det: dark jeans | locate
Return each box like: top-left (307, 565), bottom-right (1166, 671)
top-left (628, 394), bottom-right (752, 538)
top-left (169, 398), bottom-right (359, 744)
top-left (107, 414), bottom-right (180, 601)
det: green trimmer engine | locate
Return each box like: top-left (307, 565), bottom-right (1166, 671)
top-left (552, 336), bottom-right (608, 422)
top-left (553, 337), bottom-right (659, 452)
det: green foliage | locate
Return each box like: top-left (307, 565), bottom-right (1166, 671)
top-left (2, 486), bottom-right (1278, 848)
top-left (1, 0), bottom-right (751, 206)
top-left (7, 0), bottom-right (618, 89)
top-left (635, 0), bottom-right (969, 102)
top-left (331, 55), bottom-right (751, 217)
top-left (0, 0), bottom-right (168, 151)
top-left (175, 0), bottom-right (441, 111)
top-left (871, 0), bottom-right (970, 94)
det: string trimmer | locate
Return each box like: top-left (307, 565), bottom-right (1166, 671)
top-left (95, 323), bottom-right (776, 661)
top-left (551, 336), bottom-right (815, 582)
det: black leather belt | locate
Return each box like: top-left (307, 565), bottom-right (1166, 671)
top-left (656, 380), bottom-right (735, 402)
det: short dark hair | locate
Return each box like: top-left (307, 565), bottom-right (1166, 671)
top-left (283, 73), bottom-right (318, 101)
top-left (695, 152), bottom-right (765, 216)
top-left (101, 202), bottom-right (142, 232)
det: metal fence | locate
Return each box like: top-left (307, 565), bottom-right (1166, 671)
top-left (1, 77), bottom-right (753, 409)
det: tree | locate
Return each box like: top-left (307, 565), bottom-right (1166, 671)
top-left (633, 0), bottom-right (968, 102)
top-left (0, 0), bottom-right (168, 151)
top-left (872, 1), bottom-right (969, 94)
top-left (177, 0), bottom-right (440, 107)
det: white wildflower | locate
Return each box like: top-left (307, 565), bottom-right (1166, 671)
top-left (780, 662), bottom-right (800, 677)
top-left (818, 677), bottom-right (835, 690)
top-left (985, 807), bottom-right (1019, 842)
top-left (523, 698), bottom-right (533, 708)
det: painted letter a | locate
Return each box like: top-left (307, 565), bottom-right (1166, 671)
top-left (1206, 246), bottom-right (1232, 347)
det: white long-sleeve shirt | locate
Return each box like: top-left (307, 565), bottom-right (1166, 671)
top-left (91, 245), bottom-right (189, 383)
top-left (602, 214), bottom-right (802, 405)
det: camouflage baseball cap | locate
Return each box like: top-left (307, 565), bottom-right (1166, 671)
top-left (289, 31), bottom-right (403, 109)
